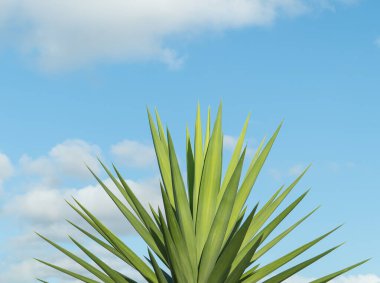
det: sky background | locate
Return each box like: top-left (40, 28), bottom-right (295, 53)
top-left (0, 0), bottom-right (379, 282)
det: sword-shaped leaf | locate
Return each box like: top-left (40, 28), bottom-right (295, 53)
top-left (158, 210), bottom-right (190, 282)
top-left (167, 130), bottom-right (197, 278)
top-left (195, 103), bottom-right (223, 259)
top-left (242, 166), bottom-right (310, 248)
top-left (72, 198), bottom-right (157, 282)
top-left (217, 114), bottom-right (250, 207)
top-left (148, 109), bottom-right (174, 206)
top-left (160, 184), bottom-right (194, 280)
top-left (192, 103), bottom-right (204, 221)
top-left (262, 244), bottom-right (343, 283)
top-left (148, 249), bottom-right (169, 283)
top-left (37, 233), bottom-right (112, 283)
top-left (186, 126), bottom-right (195, 211)
top-left (198, 149), bottom-right (246, 283)
top-left (251, 206), bottom-right (319, 262)
top-left (112, 163), bottom-right (164, 244)
top-left (87, 166), bottom-right (166, 265)
top-left (224, 135), bottom-right (266, 240)
top-left (243, 226), bottom-right (342, 282)
top-left (225, 235), bottom-right (263, 283)
top-left (234, 190), bottom-right (310, 268)
top-left (208, 205), bottom-right (258, 283)
top-left (35, 259), bottom-right (101, 283)
top-left (70, 236), bottom-right (131, 283)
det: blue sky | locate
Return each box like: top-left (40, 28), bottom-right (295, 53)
top-left (0, 0), bottom-right (379, 282)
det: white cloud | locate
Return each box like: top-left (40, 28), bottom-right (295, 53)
top-left (269, 163), bottom-right (306, 180)
top-left (111, 139), bottom-right (156, 168)
top-left (286, 274), bottom-right (380, 283)
top-left (0, 0), bottom-right (360, 71)
top-left (223, 134), bottom-right (257, 157)
top-left (285, 275), bottom-right (314, 283)
top-left (0, 152), bottom-right (14, 180)
top-left (333, 274), bottom-right (380, 283)
top-left (0, 152), bottom-right (14, 191)
top-left (0, 0), bottom-right (310, 71)
top-left (224, 135), bottom-right (239, 150)
top-left (4, 177), bottom-right (162, 240)
top-left (288, 164), bottom-right (305, 176)
top-left (326, 161), bottom-right (355, 173)
top-left (375, 38), bottom-right (380, 47)
top-left (20, 139), bottom-right (101, 183)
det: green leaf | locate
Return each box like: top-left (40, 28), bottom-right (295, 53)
top-left (204, 106), bottom-right (211, 154)
top-left (195, 103), bottom-right (223, 260)
top-left (224, 135), bottom-right (266, 240)
top-left (217, 113), bottom-right (250, 207)
top-left (198, 149), bottom-right (246, 283)
top-left (251, 206), bottom-right (319, 262)
top-left (155, 108), bottom-right (168, 145)
top-left (244, 225), bottom-right (342, 282)
top-left (225, 235), bottom-right (263, 283)
top-left (186, 126), bottom-right (195, 211)
top-left (67, 220), bottom-right (127, 263)
top-left (35, 259), bottom-right (101, 283)
top-left (111, 164), bottom-right (164, 244)
top-left (262, 244), bottom-right (343, 283)
top-left (160, 183), bottom-right (194, 280)
top-left (148, 249), bottom-right (169, 283)
top-left (235, 190), bottom-right (310, 268)
top-left (72, 198), bottom-right (157, 282)
top-left (208, 205), bottom-right (258, 283)
top-left (147, 108), bottom-right (174, 206)
top-left (192, 103), bottom-right (204, 222)
top-left (37, 233), bottom-right (112, 283)
top-left (167, 130), bottom-right (197, 279)
top-left (158, 210), bottom-right (191, 282)
top-left (88, 166), bottom-right (166, 265)
top-left (70, 236), bottom-right (130, 283)
top-left (242, 166), bottom-right (310, 248)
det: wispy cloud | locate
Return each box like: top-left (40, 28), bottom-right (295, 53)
top-left (0, 152), bottom-right (13, 191)
top-left (269, 163), bottom-right (307, 181)
top-left (224, 134), bottom-right (257, 157)
top-left (326, 161), bottom-right (356, 173)
top-left (375, 38), bottom-right (380, 47)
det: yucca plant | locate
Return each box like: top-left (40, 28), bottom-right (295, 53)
top-left (37, 104), bottom-right (368, 283)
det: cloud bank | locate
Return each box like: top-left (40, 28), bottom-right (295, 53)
top-left (0, 0), bottom-right (309, 70)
